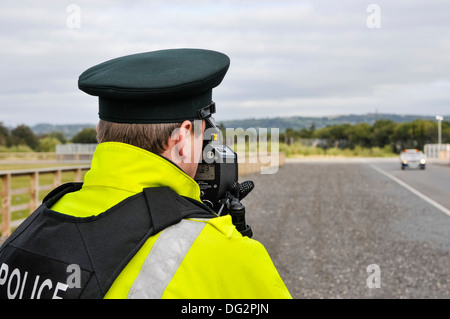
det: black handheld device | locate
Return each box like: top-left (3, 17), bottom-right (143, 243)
top-left (195, 141), bottom-right (238, 210)
top-left (194, 109), bottom-right (254, 237)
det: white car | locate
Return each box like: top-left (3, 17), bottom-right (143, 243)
top-left (400, 149), bottom-right (426, 170)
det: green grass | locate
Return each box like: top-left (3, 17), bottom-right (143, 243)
top-left (279, 143), bottom-right (397, 158)
top-left (229, 141), bottom-right (396, 158)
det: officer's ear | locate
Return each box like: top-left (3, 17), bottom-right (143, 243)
top-left (166, 120), bottom-right (192, 162)
top-left (177, 121), bottom-right (194, 157)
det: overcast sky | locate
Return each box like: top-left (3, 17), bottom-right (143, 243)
top-left (1, 0), bottom-right (449, 126)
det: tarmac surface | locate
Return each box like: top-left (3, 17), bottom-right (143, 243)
top-left (243, 157), bottom-right (450, 299)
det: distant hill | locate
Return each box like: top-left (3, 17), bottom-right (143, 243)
top-left (218, 113), bottom-right (447, 132)
top-left (29, 113), bottom-right (447, 138)
top-left (31, 123), bottom-right (96, 139)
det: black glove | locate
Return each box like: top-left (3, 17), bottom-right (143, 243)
top-left (228, 180), bottom-right (255, 201)
top-left (219, 181), bottom-right (254, 238)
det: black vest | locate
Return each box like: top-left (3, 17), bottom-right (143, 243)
top-left (0, 183), bottom-right (214, 299)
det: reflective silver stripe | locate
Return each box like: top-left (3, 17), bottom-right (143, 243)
top-left (127, 219), bottom-right (206, 299)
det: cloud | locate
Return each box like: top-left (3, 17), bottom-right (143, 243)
top-left (1, 0), bottom-right (449, 125)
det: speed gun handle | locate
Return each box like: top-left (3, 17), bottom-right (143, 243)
top-left (229, 197), bottom-right (253, 238)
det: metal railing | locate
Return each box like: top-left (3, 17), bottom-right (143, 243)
top-left (424, 144), bottom-right (450, 160)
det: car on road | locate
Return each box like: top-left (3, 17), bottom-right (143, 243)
top-left (400, 149), bottom-right (427, 170)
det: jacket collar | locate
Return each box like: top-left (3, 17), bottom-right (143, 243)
top-left (83, 142), bottom-right (201, 201)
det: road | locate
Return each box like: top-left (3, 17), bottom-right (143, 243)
top-left (242, 157), bottom-right (450, 299)
top-left (370, 159), bottom-right (450, 215)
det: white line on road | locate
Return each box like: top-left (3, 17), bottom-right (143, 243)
top-left (370, 164), bottom-right (450, 217)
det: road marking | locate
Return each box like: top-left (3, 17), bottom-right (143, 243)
top-left (370, 164), bottom-right (450, 217)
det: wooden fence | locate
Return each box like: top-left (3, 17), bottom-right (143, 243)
top-left (0, 166), bottom-right (90, 239)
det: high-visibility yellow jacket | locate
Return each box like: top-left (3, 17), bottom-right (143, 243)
top-left (51, 142), bottom-right (291, 299)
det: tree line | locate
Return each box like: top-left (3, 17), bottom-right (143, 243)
top-left (1, 119), bottom-right (449, 154)
top-left (0, 123), bottom-right (97, 152)
top-left (280, 119), bottom-right (450, 153)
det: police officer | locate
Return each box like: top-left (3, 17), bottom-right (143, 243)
top-left (0, 48), bottom-right (291, 299)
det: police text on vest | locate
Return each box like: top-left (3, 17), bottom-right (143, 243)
top-left (0, 262), bottom-right (72, 299)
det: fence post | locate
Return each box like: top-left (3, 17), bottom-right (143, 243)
top-left (53, 169), bottom-right (62, 188)
top-left (30, 171), bottom-right (39, 213)
top-left (1, 174), bottom-right (12, 238)
top-left (74, 168), bottom-right (82, 182)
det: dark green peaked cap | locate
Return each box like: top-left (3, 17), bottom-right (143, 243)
top-left (78, 48), bottom-right (230, 123)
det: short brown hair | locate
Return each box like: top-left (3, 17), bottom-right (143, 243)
top-left (96, 119), bottom-right (202, 154)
